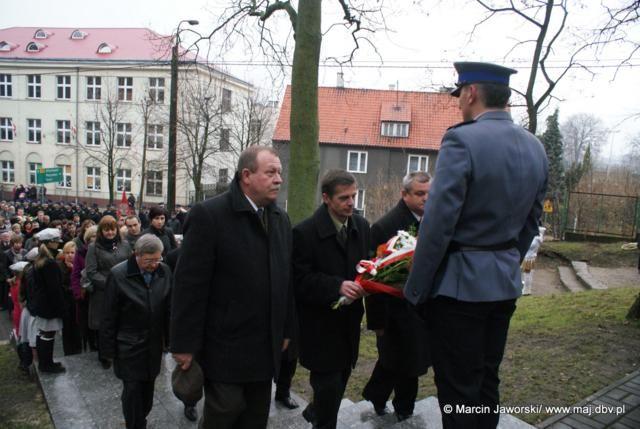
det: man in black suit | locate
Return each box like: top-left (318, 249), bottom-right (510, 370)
top-left (363, 171), bottom-right (432, 421)
top-left (170, 146), bottom-right (293, 429)
top-left (293, 169), bottom-right (370, 429)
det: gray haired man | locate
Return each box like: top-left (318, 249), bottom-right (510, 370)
top-left (101, 234), bottom-right (172, 429)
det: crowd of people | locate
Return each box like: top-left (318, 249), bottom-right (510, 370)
top-left (2, 61), bottom-right (550, 429)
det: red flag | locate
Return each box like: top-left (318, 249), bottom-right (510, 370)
top-left (117, 190), bottom-right (128, 218)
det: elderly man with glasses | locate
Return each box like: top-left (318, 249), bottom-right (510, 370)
top-left (100, 234), bottom-right (172, 429)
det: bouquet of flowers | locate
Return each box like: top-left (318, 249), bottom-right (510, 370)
top-left (332, 229), bottom-right (416, 309)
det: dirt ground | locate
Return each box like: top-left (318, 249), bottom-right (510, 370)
top-left (589, 266), bottom-right (640, 289)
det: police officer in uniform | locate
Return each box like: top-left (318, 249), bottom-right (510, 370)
top-left (363, 171), bottom-right (432, 421)
top-left (404, 62), bottom-right (548, 429)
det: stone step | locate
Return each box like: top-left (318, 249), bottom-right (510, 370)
top-left (558, 266), bottom-right (587, 293)
top-left (571, 261), bottom-right (608, 290)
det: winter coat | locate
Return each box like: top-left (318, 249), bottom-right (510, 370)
top-left (30, 258), bottom-right (65, 320)
top-left (85, 238), bottom-right (132, 330)
top-left (292, 204), bottom-right (370, 372)
top-left (170, 178), bottom-right (294, 383)
top-left (70, 239), bottom-right (87, 301)
top-left (142, 225), bottom-right (177, 257)
top-left (364, 199), bottom-right (431, 377)
top-left (100, 256), bottom-right (172, 381)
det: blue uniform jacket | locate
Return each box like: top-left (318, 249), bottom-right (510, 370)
top-left (404, 110), bottom-right (548, 303)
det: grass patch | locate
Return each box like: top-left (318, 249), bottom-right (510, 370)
top-left (0, 344), bottom-right (54, 429)
top-left (543, 241), bottom-right (637, 267)
top-left (292, 288), bottom-right (640, 425)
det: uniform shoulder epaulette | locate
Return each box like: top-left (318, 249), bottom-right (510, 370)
top-left (447, 119), bottom-right (476, 130)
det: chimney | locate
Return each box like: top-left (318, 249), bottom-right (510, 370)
top-left (389, 84), bottom-right (396, 91)
top-left (337, 72), bottom-right (344, 88)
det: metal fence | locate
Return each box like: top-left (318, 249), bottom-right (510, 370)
top-left (565, 191), bottom-right (639, 239)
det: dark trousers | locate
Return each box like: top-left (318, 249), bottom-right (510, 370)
top-left (275, 357), bottom-right (297, 398)
top-left (427, 296), bottom-right (516, 429)
top-left (200, 379), bottom-right (271, 429)
top-left (362, 360), bottom-right (418, 415)
top-left (62, 293), bottom-right (82, 356)
top-left (121, 379), bottom-right (155, 429)
top-left (308, 368), bottom-right (352, 429)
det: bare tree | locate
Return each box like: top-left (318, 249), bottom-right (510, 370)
top-left (175, 73), bottom-right (225, 203)
top-left (136, 95), bottom-right (160, 210)
top-left (561, 113), bottom-right (608, 166)
top-left (191, 0), bottom-right (386, 223)
top-left (472, 0), bottom-right (607, 134)
top-left (365, 170), bottom-right (402, 223)
top-left (229, 92), bottom-right (277, 152)
top-left (82, 92), bottom-right (133, 205)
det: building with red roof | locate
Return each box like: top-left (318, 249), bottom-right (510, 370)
top-left (272, 84), bottom-right (461, 219)
top-left (0, 27), bottom-right (253, 206)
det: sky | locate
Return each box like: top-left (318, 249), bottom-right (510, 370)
top-left (3, 0), bottom-right (639, 161)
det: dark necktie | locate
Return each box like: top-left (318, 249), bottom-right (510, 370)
top-left (257, 207), bottom-right (268, 232)
top-left (337, 224), bottom-right (347, 247)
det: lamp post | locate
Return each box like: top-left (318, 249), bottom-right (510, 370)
top-left (167, 19), bottom-right (198, 213)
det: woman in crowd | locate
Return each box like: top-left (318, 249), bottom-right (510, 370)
top-left (30, 228), bottom-right (66, 374)
top-left (58, 241), bottom-right (82, 355)
top-left (71, 222), bottom-right (97, 352)
top-left (142, 206), bottom-right (177, 257)
top-left (85, 216), bottom-right (132, 368)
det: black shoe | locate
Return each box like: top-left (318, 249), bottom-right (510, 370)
top-left (302, 404), bottom-right (316, 424)
top-left (374, 405), bottom-right (389, 416)
top-left (396, 412), bottom-right (412, 422)
top-left (184, 405), bottom-right (198, 422)
top-left (275, 395), bottom-right (300, 409)
top-left (39, 364), bottom-right (66, 374)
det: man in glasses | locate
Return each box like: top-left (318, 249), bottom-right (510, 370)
top-left (100, 234), bottom-right (172, 429)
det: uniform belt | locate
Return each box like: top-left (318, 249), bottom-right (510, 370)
top-left (447, 240), bottom-right (517, 253)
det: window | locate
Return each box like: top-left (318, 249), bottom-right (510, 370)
top-left (347, 151), bottom-right (367, 173)
top-left (86, 167), bottom-right (101, 191)
top-left (0, 42), bottom-right (16, 52)
top-left (220, 128), bottom-right (230, 151)
top-left (26, 42), bottom-right (44, 52)
top-left (146, 171), bottom-right (162, 196)
top-left (27, 75), bottom-right (41, 98)
top-left (147, 124), bottom-right (163, 149)
top-left (71, 30), bottom-right (87, 40)
top-left (218, 168), bottom-right (228, 183)
top-left (86, 121), bottom-right (100, 145)
top-left (86, 76), bottom-right (101, 100)
top-left (381, 121), bottom-right (409, 138)
top-left (222, 88), bottom-right (232, 112)
top-left (0, 74), bottom-right (11, 97)
top-left (1, 161), bottom-right (14, 183)
top-left (57, 75), bottom-right (71, 99)
top-left (118, 77), bottom-right (133, 101)
top-left (249, 119), bottom-right (262, 144)
top-left (355, 189), bottom-right (366, 212)
top-left (34, 29), bottom-right (48, 39)
top-left (0, 118), bottom-right (13, 141)
top-left (407, 155), bottom-right (429, 174)
top-left (28, 162), bottom-right (42, 185)
top-left (116, 123), bottom-right (132, 147)
top-left (97, 43), bottom-right (113, 54)
top-left (57, 120), bottom-right (71, 144)
top-left (27, 119), bottom-right (42, 143)
top-left (58, 165), bottom-right (72, 188)
top-left (116, 168), bottom-right (132, 192)
top-left (149, 78), bottom-right (164, 103)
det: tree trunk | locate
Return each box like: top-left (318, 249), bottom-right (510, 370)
top-left (287, 0), bottom-right (322, 224)
top-left (627, 293), bottom-right (640, 320)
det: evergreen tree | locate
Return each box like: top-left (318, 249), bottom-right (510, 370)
top-left (540, 109), bottom-right (565, 238)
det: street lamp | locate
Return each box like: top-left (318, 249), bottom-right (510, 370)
top-left (167, 19), bottom-right (199, 213)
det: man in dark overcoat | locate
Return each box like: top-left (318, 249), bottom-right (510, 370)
top-left (100, 234), bottom-right (172, 429)
top-left (170, 146), bottom-right (293, 429)
top-left (404, 62), bottom-right (548, 429)
top-left (363, 171), bottom-right (432, 421)
top-left (293, 169), bottom-right (370, 429)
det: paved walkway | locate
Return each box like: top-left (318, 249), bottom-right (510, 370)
top-left (539, 369), bottom-right (640, 429)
